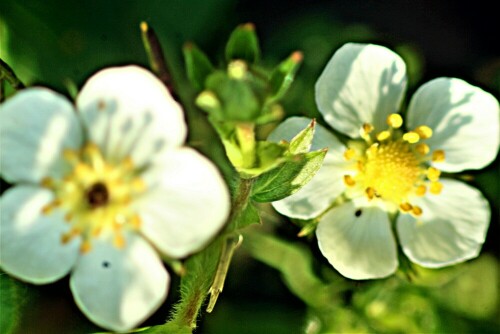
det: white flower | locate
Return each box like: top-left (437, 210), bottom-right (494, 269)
top-left (0, 66), bottom-right (230, 331)
top-left (269, 43), bottom-right (499, 280)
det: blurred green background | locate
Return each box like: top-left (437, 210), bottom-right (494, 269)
top-left (1, 0), bottom-right (499, 333)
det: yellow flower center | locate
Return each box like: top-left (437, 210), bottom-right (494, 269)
top-left (363, 141), bottom-right (420, 204)
top-left (41, 143), bottom-right (146, 253)
top-left (343, 114), bottom-right (445, 216)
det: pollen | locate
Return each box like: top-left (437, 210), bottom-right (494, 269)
top-left (414, 126), bottom-right (433, 139)
top-left (41, 142), bottom-right (147, 253)
top-left (387, 113), bottom-right (403, 128)
top-left (432, 150), bottom-right (446, 162)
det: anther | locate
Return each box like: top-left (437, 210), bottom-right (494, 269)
top-left (415, 185), bottom-right (427, 196)
top-left (412, 206), bottom-right (423, 216)
top-left (343, 175), bottom-right (356, 187)
top-left (415, 126), bottom-right (433, 139)
top-left (400, 202), bottom-right (413, 212)
top-left (80, 240), bottom-right (92, 253)
top-left (430, 181), bottom-right (443, 195)
top-left (432, 150), bottom-right (446, 162)
top-left (344, 148), bottom-right (356, 160)
top-left (427, 167), bottom-right (441, 182)
top-left (387, 114), bottom-right (403, 128)
top-left (365, 187), bottom-right (376, 200)
top-left (403, 131), bottom-right (420, 144)
top-left (376, 131), bottom-right (391, 141)
top-left (41, 200), bottom-right (62, 215)
top-left (362, 123), bottom-right (374, 135)
top-left (40, 177), bottom-right (54, 188)
top-left (415, 143), bottom-right (430, 156)
top-left (113, 234), bottom-right (125, 249)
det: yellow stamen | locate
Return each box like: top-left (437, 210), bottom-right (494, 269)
top-left (63, 148), bottom-right (80, 164)
top-left (415, 125), bottom-right (433, 139)
top-left (80, 241), bottom-right (92, 253)
top-left (432, 150), bottom-right (446, 162)
top-left (365, 187), bottom-right (376, 200)
top-left (343, 175), bottom-right (356, 187)
top-left (403, 131), bottom-right (420, 144)
top-left (415, 143), bottom-right (430, 156)
top-left (344, 148), bottom-right (356, 160)
top-left (113, 234), bottom-right (126, 249)
top-left (376, 131), bottom-right (391, 141)
top-left (412, 206), bottom-right (423, 216)
top-left (362, 123), bottom-right (374, 135)
top-left (400, 202), bottom-right (413, 212)
top-left (40, 177), bottom-right (54, 188)
top-left (387, 113), bottom-right (403, 128)
top-left (41, 200), bottom-right (62, 215)
top-left (427, 167), bottom-right (441, 182)
top-left (415, 185), bottom-right (427, 196)
top-left (430, 181), bottom-right (443, 194)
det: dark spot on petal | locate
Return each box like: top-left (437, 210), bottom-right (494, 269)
top-left (355, 209), bottom-right (362, 217)
top-left (102, 261), bottom-right (110, 268)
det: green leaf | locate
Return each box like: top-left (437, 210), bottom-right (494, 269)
top-left (183, 43), bottom-right (214, 91)
top-left (251, 149), bottom-right (327, 202)
top-left (225, 23), bottom-right (260, 63)
top-left (0, 273), bottom-right (28, 334)
top-left (205, 71), bottom-right (260, 122)
top-left (288, 118), bottom-right (315, 154)
top-left (269, 51), bottom-right (303, 102)
top-left (233, 201), bottom-right (261, 229)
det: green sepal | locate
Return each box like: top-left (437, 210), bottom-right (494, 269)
top-left (183, 42), bottom-right (215, 91)
top-left (237, 141), bottom-right (287, 178)
top-left (225, 23), bottom-right (260, 63)
top-left (268, 51), bottom-right (303, 102)
top-left (288, 118), bottom-right (315, 154)
top-left (204, 71), bottom-right (261, 122)
top-left (251, 149), bottom-right (327, 202)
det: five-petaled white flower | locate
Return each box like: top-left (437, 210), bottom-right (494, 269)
top-left (269, 43), bottom-right (499, 280)
top-left (0, 66), bottom-right (230, 331)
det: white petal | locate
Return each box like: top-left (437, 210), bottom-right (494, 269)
top-left (134, 148), bottom-right (230, 258)
top-left (77, 66), bottom-right (187, 167)
top-left (269, 117), bottom-right (349, 219)
top-left (315, 43), bottom-right (407, 138)
top-left (0, 88), bottom-right (82, 183)
top-left (317, 199), bottom-right (398, 280)
top-left (397, 179), bottom-right (490, 268)
top-left (0, 186), bottom-right (79, 284)
top-left (406, 77), bottom-right (500, 172)
top-left (70, 233), bottom-right (169, 332)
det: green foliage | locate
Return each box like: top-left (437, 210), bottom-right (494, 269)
top-left (269, 51), bottom-right (303, 103)
top-left (0, 272), bottom-right (28, 334)
top-left (251, 150), bottom-right (326, 202)
top-left (225, 23), bottom-right (260, 63)
top-left (244, 231), bottom-right (346, 310)
top-left (204, 70), bottom-right (261, 122)
top-left (252, 120), bottom-right (326, 202)
top-left (232, 201), bottom-right (261, 229)
top-left (183, 43), bottom-right (214, 91)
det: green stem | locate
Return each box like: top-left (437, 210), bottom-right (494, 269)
top-left (0, 58), bottom-right (24, 95)
top-left (162, 177), bottom-right (254, 331)
top-left (206, 176), bottom-right (254, 312)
